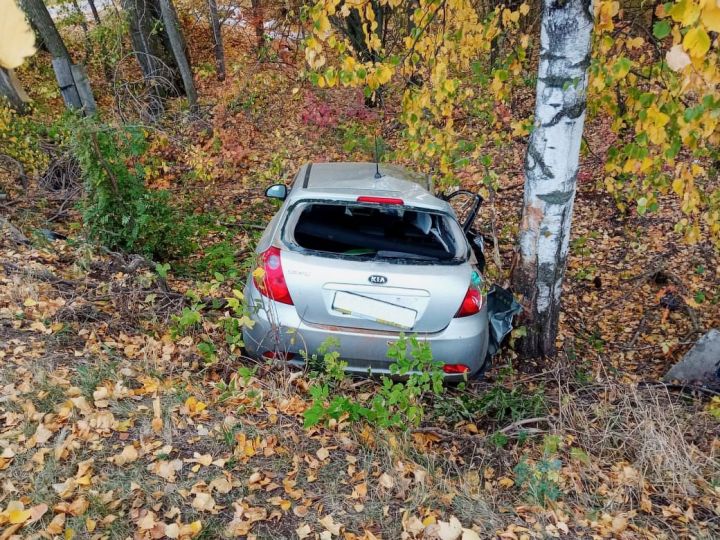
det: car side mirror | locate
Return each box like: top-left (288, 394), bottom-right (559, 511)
top-left (265, 184), bottom-right (287, 200)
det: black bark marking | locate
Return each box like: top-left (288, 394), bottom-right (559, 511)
top-left (570, 53), bottom-right (591, 70)
top-left (539, 75), bottom-right (574, 89)
top-left (538, 190), bottom-right (574, 205)
top-left (542, 100), bottom-right (586, 127)
top-left (527, 144), bottom-right (555, 179)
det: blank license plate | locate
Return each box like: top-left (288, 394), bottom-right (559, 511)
top-left (332, 291), bottom-right (417, 329)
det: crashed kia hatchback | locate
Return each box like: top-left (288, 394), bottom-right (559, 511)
top-left (242, 162), bottom-right (489, 379)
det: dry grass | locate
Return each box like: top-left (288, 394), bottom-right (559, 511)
top-left (556, 379), bottom-right (720, 499)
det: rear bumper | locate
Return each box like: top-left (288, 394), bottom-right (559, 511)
top-left (242, 283), bottom-right (489, 380)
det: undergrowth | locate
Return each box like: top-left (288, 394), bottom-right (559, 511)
top-left (71, 118), bottom-right (195, 260)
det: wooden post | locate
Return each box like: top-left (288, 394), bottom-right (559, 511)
top-left (52, 57), bottom-right (83, 110)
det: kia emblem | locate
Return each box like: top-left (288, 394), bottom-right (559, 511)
top-left (368, 275), bottom-right (388, 284)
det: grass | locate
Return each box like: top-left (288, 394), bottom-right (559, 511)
top-left (73, 357), bottom-right (119, 400)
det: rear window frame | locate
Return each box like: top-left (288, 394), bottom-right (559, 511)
top-left (279, 198), bottom-right (470, 265)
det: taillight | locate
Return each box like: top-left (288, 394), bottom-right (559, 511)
top-left (262, 351), bottom-right (296, 360)
top-left (254, 247), bottom-right (294, 305)
top-left (443, 364), bottom-right (470, 374)
top-left (356, 196), bottom-right (404, 205)
top-left (455, 287), bottom-right (482, 317)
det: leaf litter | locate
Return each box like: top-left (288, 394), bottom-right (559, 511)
top-left (1, 13), bottom-right (719, 540)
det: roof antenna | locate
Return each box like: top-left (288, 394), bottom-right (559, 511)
top-left (374, 136), bottom-right (382, 179)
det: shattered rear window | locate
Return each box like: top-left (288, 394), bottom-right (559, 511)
top-left (283, 202), bottom-right (467, 262)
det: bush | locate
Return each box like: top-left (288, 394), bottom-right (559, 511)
top-left (71, 119), bottom-right (193, 259)
top-left (0, 101), bottom-right (49, 179)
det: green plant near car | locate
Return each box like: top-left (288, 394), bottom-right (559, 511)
top-left (303, 334), bottom-right (445, 429)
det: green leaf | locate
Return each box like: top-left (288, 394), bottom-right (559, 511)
top-left (653, 20), bottom-right (671, 39)
top-left (570, 447), bottom-right (590, 464)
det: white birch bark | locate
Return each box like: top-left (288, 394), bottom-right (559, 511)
top-left (513, 0), bottom-right (594, 357)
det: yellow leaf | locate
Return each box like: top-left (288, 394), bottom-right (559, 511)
top-left (252, 267), bottom-right (265, 280)
top-left (376, 64), bottom-right (393, 85)
top-left (702, 1), bottom-right (720, 31)
top-left (0, 0), bottom-right (36, 69)
top-left (184, 520), bottom-right (202, 536)
top-left (6, 501), bottom-right (31, 525)
top-left (683, 26), bottom-right (711, 57)
top-left (112, 445), bottom-right (138, 465)
top-left (670, 0), bottom-right (701, 25)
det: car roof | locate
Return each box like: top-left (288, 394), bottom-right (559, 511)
top-left (289, 162), bottom-right (447, 211)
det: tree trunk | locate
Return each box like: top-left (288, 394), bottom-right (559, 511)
top-left (20, 0), bottom-right (96, 114)
top-left (88, 0), bottom-right (102, 24)
top-left (251, 0), bottom-right (264, 51)
top-left (120, 0), bottom-right (182, 91)
top-left (158, 0), bottom-right (198, 113)
top-left (207, 0), bottom-right (225, 81)
top-left (19, 0), bottom-right (71, 60)
top-left (511, 0), bottom-right (594, 358)
top-left (0, 69), bottom-right (30, 113)
top-left (70, 0), bottom-right (93, 63)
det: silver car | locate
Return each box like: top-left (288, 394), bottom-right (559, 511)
top-left (243, 162), bottom-right (489, 379)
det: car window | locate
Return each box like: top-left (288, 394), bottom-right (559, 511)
top-left (283, 202), bottom-right (467, 262)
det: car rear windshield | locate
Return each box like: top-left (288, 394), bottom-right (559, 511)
top-left (283, 202), bottom-right (467, 262)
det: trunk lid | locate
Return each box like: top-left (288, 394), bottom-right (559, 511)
top-left (281, 250), bottom-right (470, 333)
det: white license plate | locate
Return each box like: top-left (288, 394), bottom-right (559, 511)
top-left (332, 291), bottom-right (417, 329)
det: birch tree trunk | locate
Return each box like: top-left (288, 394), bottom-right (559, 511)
top-left (207, 0), bottom-right (226, 81)
top-left (158, 0), bottom-right (198, 113)
top-left (512, 0), bottom-right (594, 357)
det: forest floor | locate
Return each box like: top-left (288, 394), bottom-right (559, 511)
top-left (2, 15), bottom-right (720, 540)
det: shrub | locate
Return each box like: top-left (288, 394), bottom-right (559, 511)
top-left (71, 119), bottom-right (193, 259)
top-left (0, 101), bottom-right (49, 180)
top-left (303, 334), bottom-right (445, 429)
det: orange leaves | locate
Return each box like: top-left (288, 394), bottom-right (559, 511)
top-left (225, 501), bottom-right (268, 536)
top-left (148, 458), bottom-right (184, 482)
top-left (134, 509), bottom-right (202, 539)
top-left (109, 444), bottom-right (139, 465)
top-left (183, 396), bottom-right (208, 418)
